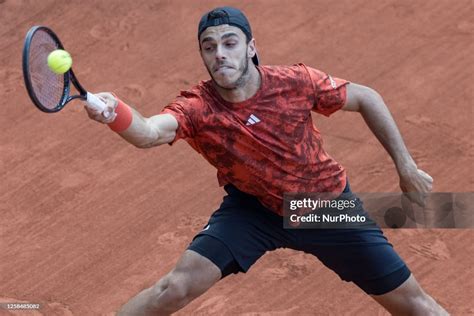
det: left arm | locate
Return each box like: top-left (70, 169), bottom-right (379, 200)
top-left (342, 83), bottom-right (433, 205)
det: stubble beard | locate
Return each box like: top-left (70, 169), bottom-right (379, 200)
top-left (207, 55), bottom-right (250, 91)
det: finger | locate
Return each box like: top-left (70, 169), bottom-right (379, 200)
top-left (427, 182), bottom-right (433, 192)
top-left (84, 105), bottom-right (108, 123)
top-left (417, 191), bottom-right (428, 207)
top-left (86, 92), bottom-right (113, 113)
top-left (417, 169), bottom-right (433, 183)
top-left (405, 192), bottom-right (426, 207)
top-left (110, 94), bottom-right (118, 109)
top-left (418, 170), bottom-right (434, 192)
top-left (97, 94), bottom-right (112, 106)
top-left (102, 108), bottom-right (111, 119)
top-left (96, 92), bottom-right (118, 109)
top-left (84, 93), bottom-right (119, 124)
top-left (95, 92), bottom-right (111, 99)
top-left (103, 102), bottom-right (117, 118)
top-left (102, 110), bottom-right (115, 123)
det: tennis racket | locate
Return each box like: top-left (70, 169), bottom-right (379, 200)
top-left (22, 25), bottom-right (105, 113)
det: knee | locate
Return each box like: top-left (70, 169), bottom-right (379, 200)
top-left (149, 272), bottom-right (193, 311)
top-left (164, 274), bottom-right (191, 306)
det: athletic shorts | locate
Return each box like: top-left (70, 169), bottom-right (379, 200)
top-left (187, 180), bottom-right (411, 295)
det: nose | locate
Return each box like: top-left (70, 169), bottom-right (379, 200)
top-left (215, 44), bottom-right (226, 61)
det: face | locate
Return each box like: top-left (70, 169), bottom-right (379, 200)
top-left (199, 25), bottom-right (256, 90)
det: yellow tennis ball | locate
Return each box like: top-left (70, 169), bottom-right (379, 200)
top-left (47, 49), bottom-right (72, 74)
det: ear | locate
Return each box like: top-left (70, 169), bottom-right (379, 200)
top-left (247, 38), bottom-right (257, 59)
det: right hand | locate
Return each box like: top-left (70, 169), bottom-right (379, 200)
top-left (84, 92), bottom-right (118, 124)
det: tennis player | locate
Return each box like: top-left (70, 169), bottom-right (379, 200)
top-left (86, 7), bottom-right (448, 315)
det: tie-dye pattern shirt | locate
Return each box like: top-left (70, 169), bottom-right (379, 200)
top-left (162, 63), bottom-right (349, 215)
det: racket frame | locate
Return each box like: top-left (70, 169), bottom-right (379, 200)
top-left (22, 25), bottom-right (89, 113)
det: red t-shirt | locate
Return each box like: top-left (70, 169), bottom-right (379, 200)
top-left (162, 63), bottom-right (349, 215)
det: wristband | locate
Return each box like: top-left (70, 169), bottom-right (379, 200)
top-left (108, 97), bottom-right (133, 133)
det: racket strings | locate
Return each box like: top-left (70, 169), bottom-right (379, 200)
top-left (28, 30), bottom-right (65, 110)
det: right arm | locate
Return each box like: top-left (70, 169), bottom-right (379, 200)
top-left (84, 92), bottom-right (178, 148)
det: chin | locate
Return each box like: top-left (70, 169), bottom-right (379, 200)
top-left (212, 75), bottom-right (239, 89)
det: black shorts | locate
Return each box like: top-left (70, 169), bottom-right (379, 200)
top-left (187, 180), bottom-right (411, 295)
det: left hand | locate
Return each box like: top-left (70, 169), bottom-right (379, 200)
top-left (399, 168), bottom-right (433, 207)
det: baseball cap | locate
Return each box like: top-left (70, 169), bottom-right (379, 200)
top-left (198, 6), bottom-right (259, 66)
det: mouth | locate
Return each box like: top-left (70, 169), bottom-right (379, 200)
top-left (214, 65), bottom-right (234, 73)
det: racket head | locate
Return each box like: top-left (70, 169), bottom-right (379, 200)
top-left (22, 26), bottom-right (72, 113)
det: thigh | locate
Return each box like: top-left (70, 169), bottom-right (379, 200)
top-left (295, 227), bottom-right (411, 295)
top-left (370, 274), bottom-right (448, 315)
top-left (187, 234), bottom-right (241, 278)
top-left (292, 187), bottom-right (411, 295)
top-left (173, 249), bottom-right (222, 280)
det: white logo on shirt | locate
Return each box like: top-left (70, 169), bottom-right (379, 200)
top-left (202, 224), bottom-right (210, 231)
top-left (328, 75), bottom-right (337, 89)
top-left (246, 114), bottom-right (261, 126)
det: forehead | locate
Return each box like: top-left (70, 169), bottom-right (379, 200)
top-left (199, 24), bottom-right (246, 42)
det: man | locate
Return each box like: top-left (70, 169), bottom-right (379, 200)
top-left (86, 7), bottom-right (448, 315)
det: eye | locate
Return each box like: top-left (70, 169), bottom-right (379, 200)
top-left (225, 42), bottom-right (236, 48)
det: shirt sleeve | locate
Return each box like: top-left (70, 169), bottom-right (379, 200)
top-left (160, 90), bottom-right (202, 145)
top-left (303, 64), bottom-right (350, 117)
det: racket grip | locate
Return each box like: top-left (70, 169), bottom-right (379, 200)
top-left (86, 92), bottom-right (106, 112)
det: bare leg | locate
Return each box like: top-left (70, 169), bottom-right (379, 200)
top-left (117, 250), bottom-right (221, 315)
top-left (371, 274), bottom-right (449, 315)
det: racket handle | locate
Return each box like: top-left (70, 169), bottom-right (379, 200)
top-left (86, 92), bottom-right (106, 112)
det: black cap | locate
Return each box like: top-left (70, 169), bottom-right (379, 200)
top-left (198, 6), bottom-right (259, 65)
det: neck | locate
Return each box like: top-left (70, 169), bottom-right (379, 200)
top-left (214, 64), bottom-right (261, 103)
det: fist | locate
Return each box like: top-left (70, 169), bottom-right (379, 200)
top-left (399, 168), bottom-right (434, 207)
top-left (84, 92), bottom-right (118, 124)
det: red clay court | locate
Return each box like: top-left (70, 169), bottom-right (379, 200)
top-left (0, 0), bottom-right (472, 315)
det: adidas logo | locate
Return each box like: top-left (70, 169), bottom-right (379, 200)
top-left (246, 114), bottom-right (261, 126)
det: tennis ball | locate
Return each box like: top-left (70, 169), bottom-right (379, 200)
top-left (47, 49), bottom-right (72, 74)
